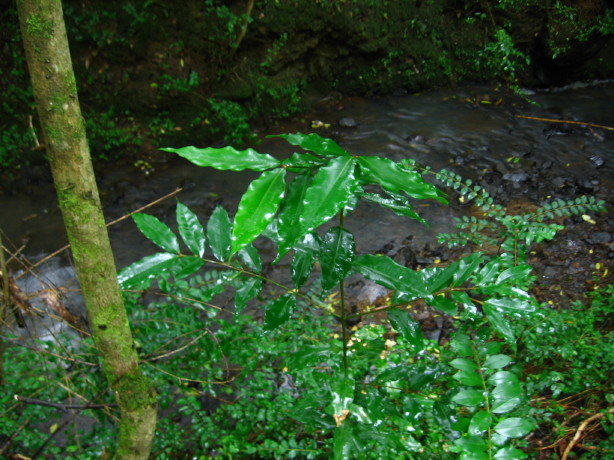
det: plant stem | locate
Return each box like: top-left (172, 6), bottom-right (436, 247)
top-left (339, 211), bottom-right (349, 372)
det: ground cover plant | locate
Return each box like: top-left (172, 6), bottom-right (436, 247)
top-left (1, 133), bottom-right (610, 458)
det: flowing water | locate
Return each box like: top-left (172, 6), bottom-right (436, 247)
top-left (2, 81), bottom-right (613, 334)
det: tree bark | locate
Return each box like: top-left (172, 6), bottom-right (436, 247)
top-left (15, 1), bottom-right (157, 458)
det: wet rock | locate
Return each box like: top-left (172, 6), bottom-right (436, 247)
top-left (540, 160), bottom-right (553, 170)
top-left (503, 172), bottom-right (529, 182)
top-left (588, 231), bottom-right (612, 244)
top-left (589, 154), bottom-right (605, 167)
top-left (338, 117), bottom-right (357, 128)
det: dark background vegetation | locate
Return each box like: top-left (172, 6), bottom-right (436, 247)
top-left (1, 0), bottom-right (613, 184)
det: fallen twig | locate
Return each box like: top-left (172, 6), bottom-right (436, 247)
top-left (515, 114), bottom-right (614, 131)
top-left (561, 407), bottom-right (614, 459)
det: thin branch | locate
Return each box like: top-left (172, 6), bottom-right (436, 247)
top-left (14, 395), bottom-right (116, 412)
top-left (515, 114), bottom-right (614, 131)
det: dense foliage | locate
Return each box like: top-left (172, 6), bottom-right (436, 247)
top-left (3, 133), bottom-right (610, 458)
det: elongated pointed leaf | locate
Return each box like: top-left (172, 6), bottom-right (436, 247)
top-left (388, 309), bottom-right (424, 351)
top-left (353, 254), bottom-right (429, 299)
top-left (483, 303), bottom-right (516, 344)
top-left (231, 169), bottom-right (286, 256)
top-left (264, 294), bottom-right (296, 330)
top-left (292, 247), bottom-right (316, 288)
top-left (485, 297), bottom-right (535, 315)
top-left (235, 277), bottom-right (262, 313)
top-left (452, 252), bottom-right (483, 286)
top-left (207, 206), bottom-right (232, 262)
top-left (162, 145), bottom-right (280, 171)
top-left (320, 227), bottom-right (355, 290)
top-left (331, 373), bottom-right (355, 421)
top-left (492, 397), bottom-right (521, 414)
top-left (357, 156), bottom-right (446, 202)
top-left (133, 213), bottom-right (179, 254)
top-left (361, 192), bottom-right (426, 224)
top-left (428, 295), bottom-right (458, 315)
top-left (272, 132), bottom-right (349, 157)
top-left (450, 358), bottom-right (479, 372)
top-left (334, 423), bottom-right (361, 460)
top-left (237, 244), bottom-right (262, 273)
top-left (494, 418), bottom-right (534, 438)
top-left (274, 172), bottom-right (312, 258)
top-left (176, 201), bottom-right (206, 257)
top-left (171, 256), bottom-right (204, 279)
top-left (119, 252), bottom-right (178, 288)
top-left (482, 354), bottom-right (513, 370)
top-left (299, 156), bottom-right (357, 237)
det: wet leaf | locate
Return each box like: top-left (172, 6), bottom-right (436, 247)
top-left (235, 277), bottom-right (262, 313)
top-left (469, 411), bottom-right (492, 435)
top-left (485, 297), bottom-right (535, 315)
top-left (333, 423), bottom-right (361, 460)
top-left (428, 295), bottom-right (458, 315)
top-left (482, 354), bottom-right (513, 370)
top-left (388, 309), bottom-right (424, 351)
top-left (119, 252), bottom-right (178, 288)
top-left (237, 244), bottom-right (262, 273)
top-left (207, 206), bottom-right (232, 262)
top-left (162, 145), bottom-right (280, 171)
top-left (133, 213), bottom-right (179, 254)
top-left (495, 264), bottom-right (533, 285)
top-left (272, 132), bottom-right (349, 157)
top-left (453, 370), bottom-right (483, 387)
top-left (291, 248), bottom-right (315, 288)
top-left (494, 447), bottom-right (528, 459)
top-left (450, 358), bottom-right (479, 372)
top-left (320, 227), bottom-right (355, 290)
top-left (494, 417), bottom-right (534, 438)
top-left (352, 254), bottom-right (429, 299)
top-left (452, 435), bottom-right (488, 455)
top-left (264, 294), bottom-right (296, 330)
top-left (452, 389), bottom-right (484, 406)
top-left (231, 168), bottom-right (286, 256)
top-left (361, 192), bottom-right (426, 223)
top-left (274, 173), bottom-right (312, 259)
top-left (452, 252), bottom-right (483, 286)
top-left (451, 333), bottom-right (475, 357)
top-left (492, 397), bottom-right (521, 414)
top-left (488, 371), bottom-right (519, 386)
top-left (176, 201), bottom-right (206, 257)
top-left (331, 373), bottom-right (355, 422)
top-left (492, 381), bottom-right (522, 401)
top-left (171, 256), bottom-right (204, 279)
top-left (357, 156), bottom-right (446, 202)
top-left (483, 303), bottom-right (516, 344)
top-left (298, 156), bottom-right (357, 238)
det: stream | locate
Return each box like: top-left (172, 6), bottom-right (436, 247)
top-left (2, 81), bottom-right (613, 337)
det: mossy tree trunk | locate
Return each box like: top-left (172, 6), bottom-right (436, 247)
top-left (15, 1), bottom-right (157, 458)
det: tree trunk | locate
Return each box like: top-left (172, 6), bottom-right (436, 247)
top-left (15, 1), bottom-right (157, 458)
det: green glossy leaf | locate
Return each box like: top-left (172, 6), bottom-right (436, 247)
top-left (231, 168), bottom-right (286, 256)
top-left (291, 248), bottom-right (316, 288)
top-left (450, 358), bottom-right (479, 372)
top-left (352, 254), bottom-right (429, 299)
top-left (162, 145), bottom-right (280, 171)
top-left (264, 294), bottom-right (296, 330)
top-left (495, 264), bottom-right (533, 285)
top-left (171, 256), bottom-right (204, 279)
top-left (452, 389), bottom-right (484, 406)
top-left (274, 172), bottom-right (312, 258)
top-left (482, 354), bottom-right (513, 370)
top-left (331, 373), bottom-right (355, 419)
top-left (454, 370), bottom-right (483, 387)
top-left (272, 132), bottom-right (349, 157)
top-left (451, 333), bottom-right (475, 357)
top-left (492, 381), bottom-right (522, 401)
top-left (207, 206), bottom-right (232, 262)
top-left (176, 201), bottom-right (206, 257)
top-left (333, 423), bottom-right (361, 460)
top-left (281, 151), bottom-right (326, 171)
top-left (119, 252), bottom-right (177, 288)
top-left (453, 252), bottom-right (484, 286)
top-left (299, 156), bottom-right (357, 237)
top-left (474, 259), bottom-right (502, 286)
top-left (494, 447), bottom-right (528, 459)
top-left (494, 417), bottom-right (534, 438)
top-left (133, 213), bottom-right (179, 254)
top-left (235, 277), bottom-right (262, 313)
top-left (452, 435), bottom-right (488, 455)
top-left (428, 295), bottom-right (458, 315)
top-left (485, 297), bottom-right (535, 315)
top-left (492, 397), bottom-right (521, 414)
top-left (488, 371), bottom-right (519, 387)
top-left (389, 309), bottom-right (424, 351)
top-left (361, 192), bottom-right (426, 223)
top-left (469, 411), bottom-right (492, 436)
top-left (483, 303), bottom-right (516, 344)
top-left (320, 227), bottom-right (355, 291)
top-left (237, 244), bottom-right (262, 273)
top-left (357, 155), bottom-right (445, 202)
